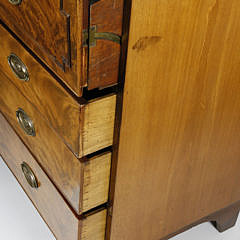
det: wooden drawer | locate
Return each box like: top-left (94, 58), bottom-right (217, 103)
top-left (0, 112), bottom-right (107, 240)
top-left (0, 72), bottom-right (111, 214)
top-left (0, 0), bottom-right (124, 96)
top-left (0, 24), bottom-right (116, 157)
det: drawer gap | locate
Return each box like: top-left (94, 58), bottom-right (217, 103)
top-left (82, 85), bottom-right (117, 101)
top-left (81, 147), bottom-right (112, 163)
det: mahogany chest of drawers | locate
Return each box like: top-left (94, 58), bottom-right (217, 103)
top-left (1, 0), bottom-right (240, 240)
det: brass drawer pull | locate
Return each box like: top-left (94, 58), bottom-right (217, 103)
top-left (8, 54), bottom-right (29, 81)
top-left (21, 162), bottom-right (39, 188)
top-left (16, 108), bottom-right (36, 136)
top-left (8, 0), bottom-right (22, 5)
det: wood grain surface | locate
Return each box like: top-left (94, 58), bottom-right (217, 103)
top-left (111, 1), bottom-right (240, 240)
top-left (0, 0), bottom-right (87, 96)
top-left (82, 94), bottom-right (116, 156)
top-left (0, 0), bottom-right (125, 95)
top-left (89, 0), bottom-right (124, 90)
top-left (0, 23), bottom-right (82, 155)
top-left (0, 112), bottom-right (108, 240)
top-left (0, 112), bottom-right (79, 240)
top-left (0, 70), bottom-right (82, 213)
top-left (0, 71), bottom-right (112, 214)
top-left (0, 22), bottom-right (116, 158)
top-left (82, 152), bottom-right (111, 212)
top-left (81, 210), bottom-right (107, 240)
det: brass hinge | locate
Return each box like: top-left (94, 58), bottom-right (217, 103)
top-left (83, 25), bottom-right (121, 47)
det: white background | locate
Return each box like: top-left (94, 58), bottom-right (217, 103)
top-left (0, 157), bottom-right (239, 240)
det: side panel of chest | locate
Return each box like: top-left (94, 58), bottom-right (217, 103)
top-left (111, 1), bottom-right (240, 239)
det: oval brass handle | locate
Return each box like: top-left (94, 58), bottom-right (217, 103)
top-left (8, 54), bottom-right (29, 81)
top-left (16, 108), bottom-right (36, 136)
top-left (21, 162), bottom-right (39, 188)
top-left (8, 0), bottom-right (22, 5)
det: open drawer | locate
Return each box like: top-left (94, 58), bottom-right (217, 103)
top-left (0, 112), bottom-right (107, 240)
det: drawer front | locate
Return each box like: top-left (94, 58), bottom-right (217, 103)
top-left (0, 113), bottom-right (79, 240)
top-left (0, 70), bottom-right (82, 213)
top-left (0, 23), bottom-right (81, 155)
top-left (0, 113), bottom-right (107, 240)
top-left (0, 72), bottom-right (112, 214)
top-left (0, 24), bottom-right (116, 157)
top-left (0, 0), bottom-right (125, 95)
top-left (0, 1), bottom-right (85, 96)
